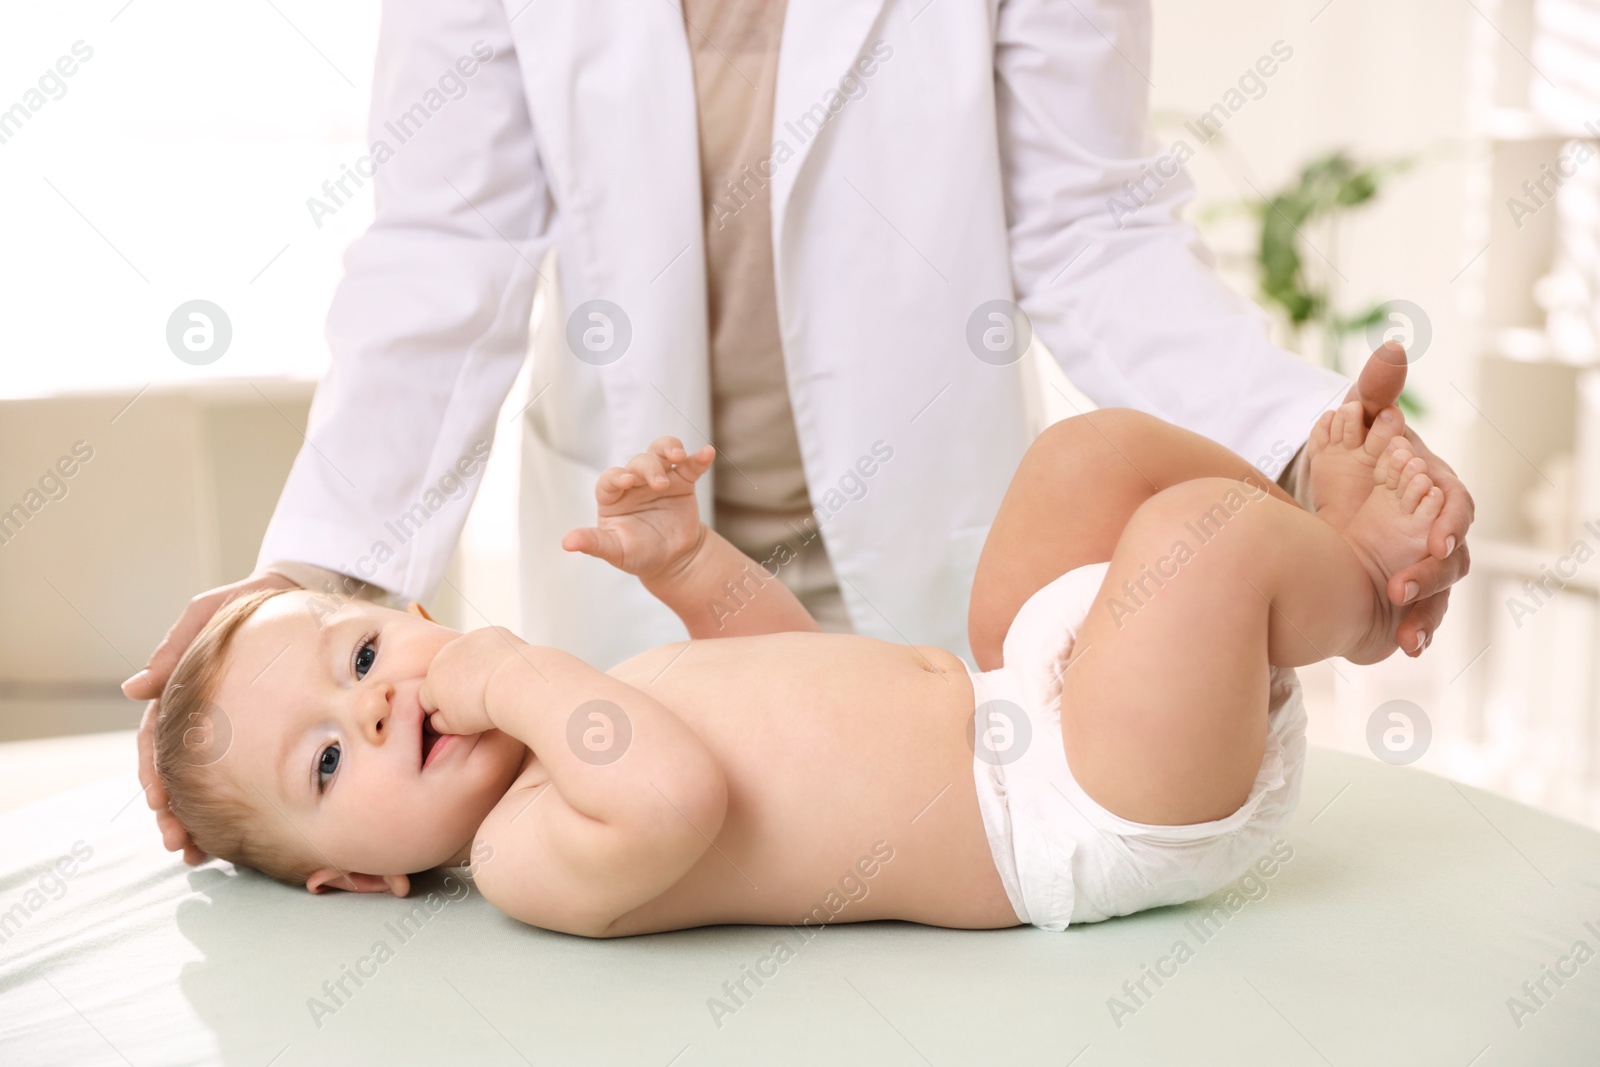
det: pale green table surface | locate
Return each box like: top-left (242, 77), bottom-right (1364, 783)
top-left (2, 744), bottom-right (1598, 1066)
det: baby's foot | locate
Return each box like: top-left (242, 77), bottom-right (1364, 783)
top-left (1305, 401), bottom-right (1405, 531)
top-left (1338, 437), bottom-right (1445, 662)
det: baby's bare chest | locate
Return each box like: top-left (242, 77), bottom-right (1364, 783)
top-left (595, 634), bottom-right (1005, 932)
top-left (610, 634), bottom-right (975, 772)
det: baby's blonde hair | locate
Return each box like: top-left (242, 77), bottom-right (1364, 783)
top-left (154, 586), bottom-right (320, 888)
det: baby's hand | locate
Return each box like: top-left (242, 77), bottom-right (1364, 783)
top-left (420, 626), bottom-right (530, 736)
top-left (561, 435), bottom-right (715, 584)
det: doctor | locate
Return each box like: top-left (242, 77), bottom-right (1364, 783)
top-left (126, 0), bottom-right (1472, 863)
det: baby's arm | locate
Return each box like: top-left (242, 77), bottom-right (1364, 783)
top-left (642, 528), bottom-right (822, 639)
top-left (458, 639), bottom-right (729, 937)
top-left (563, 435), bottom-right (822, 638)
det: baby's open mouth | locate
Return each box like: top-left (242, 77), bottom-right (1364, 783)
top-left (421, 719), bottom-right (443, 768)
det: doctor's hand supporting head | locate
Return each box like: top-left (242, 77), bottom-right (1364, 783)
top-left (124, 567), bottom-right (303, 865)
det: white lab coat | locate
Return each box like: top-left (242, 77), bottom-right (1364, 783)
top-left (257, 0), bottom-right (1350, 669)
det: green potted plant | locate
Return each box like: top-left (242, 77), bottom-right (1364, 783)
top-left (1198, 149), bottom-right (1427, 417)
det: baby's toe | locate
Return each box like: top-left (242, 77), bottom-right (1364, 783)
top-left (1337, 403), bottom-right (1363, 447)
top-left (1363, 406), bottom-right (1403, 459)
top-left (1385, 443), bottom-right (1415, 491)
top-left (1415, 483), bottom-right (1445, 526)
top-left (1308, 409), bottom-right (1334, 455)
top-left (1398, 464), bottom-right (1433, 514)
top-left (1373, 441), bottom-right (1395, 486)
top-left (1337, 399), bottom-right (1363, 451)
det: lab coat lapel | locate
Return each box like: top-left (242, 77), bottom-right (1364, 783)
top-left (511, 0), bottom-right (711, 486)
top-left (511, 2), bottom-right (718, 673)
top-left (768, 0), bottom-right (889, 243)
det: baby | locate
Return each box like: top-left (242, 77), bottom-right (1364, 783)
top-left (153, 401), bottom-right (1442, 936)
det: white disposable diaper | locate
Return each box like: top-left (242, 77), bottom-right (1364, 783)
top-left (967, 561), bottom-right (1308, 931)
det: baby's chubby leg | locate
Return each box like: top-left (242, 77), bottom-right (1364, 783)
top-left (1057, 454), bottom-right (1441, 827)
top-left (969, 409), bottom-right (1302, 671)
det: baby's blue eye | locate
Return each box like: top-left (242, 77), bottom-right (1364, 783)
top-left (317, 742), bottom-right (340, 792)
top-left (354, 635), bottom-right (377, 679)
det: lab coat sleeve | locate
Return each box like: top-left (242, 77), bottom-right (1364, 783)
top-left (994, 0), bottom-right (1350, 480)
top-left (254, 0), bottom-right (554, 602)
top-left (259, 559), bottom-right (403, 611)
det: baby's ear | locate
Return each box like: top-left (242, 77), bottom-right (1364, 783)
top-left (405, 602), bottom-right (435, 622)
top-left (305, 868), bottom-right (411, 897)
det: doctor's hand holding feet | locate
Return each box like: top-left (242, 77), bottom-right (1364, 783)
top-left (1305, 341), bottom-right (1474, 662)
top-left (561, 435), bottom-right (716, 585)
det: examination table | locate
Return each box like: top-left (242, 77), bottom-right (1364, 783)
top-left (2, 731), bottom-right (1598, 1066)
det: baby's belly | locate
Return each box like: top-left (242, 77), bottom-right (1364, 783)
top-left (603, 633), bottom-right (1020, 934)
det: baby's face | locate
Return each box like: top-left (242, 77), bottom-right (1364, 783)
top-left (212, 590), bottom-right (526, 885)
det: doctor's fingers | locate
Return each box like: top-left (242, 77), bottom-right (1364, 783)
top-left (137, 699), bottom-right (162, 804)
top-left (159, 808), bottom-right (207, 865)
top-left (1387, 539), bottom-right (1471, 610)
top-left (1349, 340), bottom-right (1409, 425)
top-left (1427, 468), bottom-right (1475, 562)
top-left (1395, 586), bottom-right (1452, 658)
top-left (1398, 426), bottom-right (1474, 560)
top-left (138, 700), bottom-right (207, 864)
top-left (120, 592), bottom-right (227, 698)
top-left (121, 571), bottom-right (299, 698)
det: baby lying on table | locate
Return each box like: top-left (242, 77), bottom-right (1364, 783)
top-left (154, 402), bottom-right (1441, 936)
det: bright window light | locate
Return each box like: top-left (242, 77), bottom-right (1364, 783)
top-left (0, 0), bottom-right (381, 399)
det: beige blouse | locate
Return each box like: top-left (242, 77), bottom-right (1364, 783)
top-left (681, 0), bottom-right (819, 570)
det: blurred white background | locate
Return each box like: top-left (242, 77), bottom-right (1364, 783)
top-left (2, 0), bottom-right (1598, 832)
